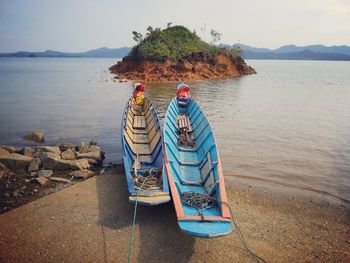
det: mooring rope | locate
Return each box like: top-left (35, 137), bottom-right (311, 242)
top-left (180, 191), bottom-right (268, 263)
top-left (127, 188), bottom-right (267, 263)
top-left (127, 175), bottom-right (150, 263)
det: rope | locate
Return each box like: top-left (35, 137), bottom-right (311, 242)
top-left (180, 191), bottom-right (268, 263)
top-left (133, 167), bottom-right (162, 190)
top-left (127, 175), bottom-right (150, 263)
top-left (180, 191), bottom-right (216, 216)
top-left (223, 202), bottom-right (268, 263)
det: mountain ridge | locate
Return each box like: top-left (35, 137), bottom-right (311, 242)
top-left (1, 44), bottom-right (350, 61)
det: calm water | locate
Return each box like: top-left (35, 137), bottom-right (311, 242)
top-left (1, 58), bottom-right (349, 202)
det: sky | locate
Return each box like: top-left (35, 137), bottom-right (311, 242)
top-left (0, 0), bottom-right (349, 52)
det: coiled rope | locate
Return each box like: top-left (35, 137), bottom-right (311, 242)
top-left (133, 168), bottom-right (162, 190)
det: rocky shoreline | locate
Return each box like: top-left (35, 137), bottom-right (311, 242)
top-left (0, 140), bottom-right (110, 213)
top-left (109, 52), bottom-right (256, 82)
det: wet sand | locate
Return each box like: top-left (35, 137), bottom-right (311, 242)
top-left (0, 166), bottom-right (349, 263)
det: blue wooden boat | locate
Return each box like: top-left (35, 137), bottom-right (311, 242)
top-left (163, 97), bottom-right (232, 237)
top-left (121, 95), bottom-right (170, 205)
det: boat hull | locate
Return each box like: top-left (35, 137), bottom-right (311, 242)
top-left (121, 96), bottom-right (170, 205)
top-left (163, 98), bottom-right (232, 237)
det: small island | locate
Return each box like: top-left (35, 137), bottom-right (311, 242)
top-left (109, 25), bottom-right (256, 81)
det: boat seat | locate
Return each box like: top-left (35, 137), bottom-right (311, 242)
top-left (133, 116), bottom-right (146, 129)
top-left (180, 160), bottom-right (218, 186)
top-left (133, 133), bottom-right (149, 144)
top-left (176, 115), bottom-right (193, 133)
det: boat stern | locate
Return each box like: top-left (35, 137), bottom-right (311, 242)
top-left (129, 194), bottom-right (171, 206)
top-left (178, 220), bottom-right (232, 238)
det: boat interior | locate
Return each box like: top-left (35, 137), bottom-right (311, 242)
top-left (164, 99), bottom-right (223, 216)
top-left (123, 97), bottom-right (163, 178)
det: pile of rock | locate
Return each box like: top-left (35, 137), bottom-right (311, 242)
top-left (109, 51), bottom-right (256, 82)
top-left (0, 141), bottom-right (104, 184)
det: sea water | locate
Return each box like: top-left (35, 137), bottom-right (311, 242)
top-left (0, 58), bottom-right (349, 202)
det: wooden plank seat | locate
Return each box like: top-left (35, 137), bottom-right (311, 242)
top-left (176, 115), bottom-right (193, 132)
top-left (133, 116), bottom-right (146, 129)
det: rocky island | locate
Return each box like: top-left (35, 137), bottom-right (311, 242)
top-left (109, 25), bottom-right (256, 82)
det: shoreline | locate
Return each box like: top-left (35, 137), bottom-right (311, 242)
top-left (0, 166), bottom-right (348, 262)
top-left (225, 174), bottom-right (350, 208)
top-left (1, 159), bottom-right (349, 215)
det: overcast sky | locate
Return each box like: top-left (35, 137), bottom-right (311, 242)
top-left (0, 0), bottom-right (349, 52)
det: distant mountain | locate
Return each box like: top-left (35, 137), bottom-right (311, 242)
top-left (0, 47), bottom-right (131, 58)
top-left (242, 49), bottom-right (350, 61)
top-left (78, 47), bottom-right (131, 58)
top-left (273, 44), bottom-right (350, 56)
top-left (228, 44), bottom-right (272, 53)
top-left (226, 44), bottom-right (350, 61)
top-left (1, 44), bottom-right (350, 61)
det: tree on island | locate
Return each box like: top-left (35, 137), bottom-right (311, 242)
top-left (231, 44), bottom-right (243, 58)
top-left (128, 25), bottom-right (222, 61)
top-left (132, 31), bottom-right (143, 43)
top-left (210, 29), bottom-right (222, 45)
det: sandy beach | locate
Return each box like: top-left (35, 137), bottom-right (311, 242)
top-left (0, 165), bottom-right (348, 263)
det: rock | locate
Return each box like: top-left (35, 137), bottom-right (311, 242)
top-left (38, 169), bottom-right (53, 178)
top-left (13, 189), bottom-right (21, 197)
top-left (0, 162), bottom-right (6, 178)
top-left (0, 146), bottom-right (21, 153)
top-left (59, 142), bottom-right (76, 152)
top-left (180, 60), bottom-right (193, 71)
top-left (0, 162), bottom-right (6, 170)
top-left (21, 147), bottom-right (37, 157)
top-left (77, 142), bottom-right (87, 151)
top-left (70, 170), bottom-right (94, 180)
top-left (49, 177), bottom-right (71, 183)
top-left (76, 151), bottom-right (103, 162)
top-left (35, 151), bottom-right (61, 161)
top-left (0, 153), bottom-right (33, 171)
top-left (70, 159), bottom-right (90, 170)
top-left (88, 145), bottom-right (101, 152)
top-left (0, 148), bottom-right (9, 157)
top-left (78, 144), bottom-right (102, 154)
top-left (36, 146), bottom-right (61, 155)
top-left (42, 157), bottom-right (89, 170)
top-left (61, 149), bottom-right (75, 160)
top-left (36, 176), bottom-right (49, 186)
top-left (23, 131), bottom-right (45, 142)
top-left (41, 156), bottom-right (71, 170)
top-left (216, 63), bottom-right (228, 72)
top-left (28, 158), bottom-right (41, 172)
top-left (84, 158), bottom-right (98, 165)
top-left (79, 146), bottom-right (91, 153)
